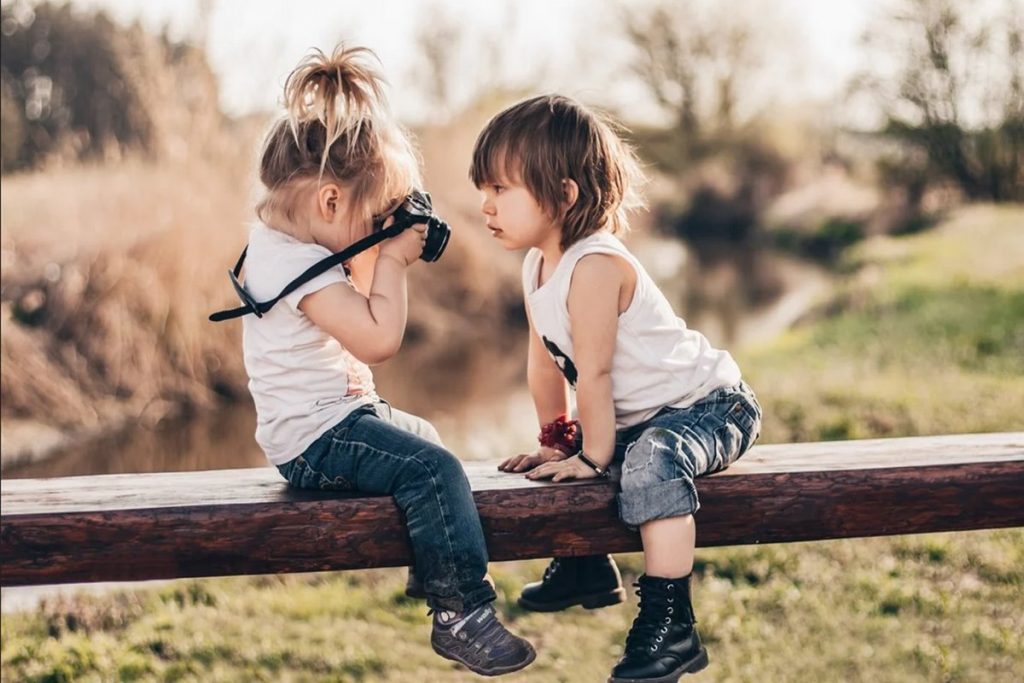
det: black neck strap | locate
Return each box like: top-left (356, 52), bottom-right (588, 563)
top-left (208, 221), bottom-right (409, 322)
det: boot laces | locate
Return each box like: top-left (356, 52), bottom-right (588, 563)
top-left (542, 558), bottom-right (561, 582)
top-left (624, 581), bottom-right (681, 655)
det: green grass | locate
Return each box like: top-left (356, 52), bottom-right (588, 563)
top-left (744, 204), bottom-right (1024, 444)
top-left (3, 532), bottom-right (1022, 682)
top-left (3, 204), bottom-right (1023, 682)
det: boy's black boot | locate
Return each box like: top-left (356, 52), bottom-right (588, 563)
top-left (518, 554), bottom-right (625, 612)
top-left (608, 574), bottom-right (708, 683)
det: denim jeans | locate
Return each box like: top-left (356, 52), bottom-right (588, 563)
top-left (277, 401), bottom-right (496, 613)
top-left (614, 381), bottom-right (762, 526)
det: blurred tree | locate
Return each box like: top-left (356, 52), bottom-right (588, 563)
top-left (620, 1), bottom-right (791, 256)
top-left (0, 2), bottom-right (152, 171)
top-left (621, 0), bottom-right (773, 165)
top-left (619, 0), bottom-right (799, 338)
top-left (0, 0), bottom-right (226, 173)
top-left (412, 3), bottom-right (463, 123)
top-left (856, 0), bottom-right (1023, 202)
top-left (408, 0), bottom-right (541, 126)
top-left (0, 76), bottom-right (25, 169)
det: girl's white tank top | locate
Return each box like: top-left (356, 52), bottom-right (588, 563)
top-left (523, 231), bottom-right (741, 429)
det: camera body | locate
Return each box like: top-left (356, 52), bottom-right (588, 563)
top-left (382, 190), bottom-right (451, 262)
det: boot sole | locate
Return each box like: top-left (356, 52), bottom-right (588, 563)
top-left (432, 642), bottom-right (537, 677)
top-left (607, 646), bottom-right (709, 683)
top-left (517, 587), bottom-right (626, 612)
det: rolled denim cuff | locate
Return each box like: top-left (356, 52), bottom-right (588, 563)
top-left (618, 478), bottom-right (701, 527)
top-left (460, 582), bottom-right (498, 613)
top-left (429, 581), bottom-right (497, 614)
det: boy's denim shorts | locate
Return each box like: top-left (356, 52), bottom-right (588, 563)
top-left (614, 381), bottom-right (762, 527)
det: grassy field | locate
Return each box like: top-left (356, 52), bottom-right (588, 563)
top-left (746, 204), bottom-right (1024, 444)
top-left (3, 205), bottom-right (1022, 682)
top-left (3, 530), bottom-right (1022, 683)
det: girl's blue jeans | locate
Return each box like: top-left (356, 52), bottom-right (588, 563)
top-left (615, 381), bottom-right (763, 526)
top-left (276, 400), bottom-right (496, 613)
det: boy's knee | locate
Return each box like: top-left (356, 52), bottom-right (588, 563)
top-left (618, 427), bottom-right (703, 525)
top-left (620, 427), bottom-right (694, 492)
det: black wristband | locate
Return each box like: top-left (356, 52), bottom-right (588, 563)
top-left (577, 451), bottom-right (609, 477)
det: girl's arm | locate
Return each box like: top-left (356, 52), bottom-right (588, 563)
top-left (499, 298), bottom-right (573, 472)
top-left (527, 253), bottom-right (625, 482)
top-left (345, 244), bottom-right (380, 295)
top-left (299, 225), bottom-right (425, 365)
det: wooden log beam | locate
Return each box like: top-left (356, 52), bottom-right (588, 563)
top-left (2, 433), bottom-right (1022, 586)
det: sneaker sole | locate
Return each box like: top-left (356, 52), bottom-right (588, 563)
top-left (607, 646), bottom-right (709, 683)
top-left (517, 587), bottom-right (626, 612)
top-left (432, 641), bottom-right (537, 677)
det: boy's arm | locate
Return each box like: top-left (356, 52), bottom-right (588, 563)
top-left (498, 295), bottom-right (572, 472)
top-left (299, 226), bottom-right (424, 365)
top-left (527, 253), bottom-right (622, 482)
top-left (526, 303), bottom-right (571, 425)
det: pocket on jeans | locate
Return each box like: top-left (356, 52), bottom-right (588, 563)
top-left (712, 419), bottom-right (747, 472)
top-left (729, 395), bottom-right (760, 431)
top-left (287, 455), bottom-right (354, 492)
top-left (724, 398), bottom-right (760, 460)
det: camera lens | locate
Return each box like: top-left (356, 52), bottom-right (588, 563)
top-left (420, 218), bottom-right (451, 262)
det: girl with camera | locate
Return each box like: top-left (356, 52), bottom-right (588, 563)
top-left (226, 44), bottom-right (534, 676)
top-left (472, 95), bottom-right (762, 682)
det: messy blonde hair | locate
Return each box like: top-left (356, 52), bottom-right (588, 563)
top-left (470, 94), bottom-right (646, 250)
top-left (256, 45), bottom-right (421, 228)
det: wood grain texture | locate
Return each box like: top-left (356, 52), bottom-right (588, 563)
top-left (2, 432), bottom-right (1022, 586)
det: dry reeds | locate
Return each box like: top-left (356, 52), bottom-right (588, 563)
top-left (1, 159), bottom-right (253, 444)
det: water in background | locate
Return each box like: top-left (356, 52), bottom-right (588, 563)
top-left (1, 337), bottom-right (537, 479)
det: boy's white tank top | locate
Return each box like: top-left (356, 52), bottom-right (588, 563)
top-left (523, 231), bottom-right (742, 429)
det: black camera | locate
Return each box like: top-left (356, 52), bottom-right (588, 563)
top-left (377, 190), bottom-right (451, 262)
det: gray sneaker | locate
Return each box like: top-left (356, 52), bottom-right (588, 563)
top-left (431, 604), bottom-right (536, 676)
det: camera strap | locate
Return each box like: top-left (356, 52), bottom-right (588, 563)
top-left (208, 220), bottom-right (410, 322)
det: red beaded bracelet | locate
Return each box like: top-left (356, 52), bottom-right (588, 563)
top-left (538, 414), bottom-right (580, 455)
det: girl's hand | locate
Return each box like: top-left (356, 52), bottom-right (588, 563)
top-left (498, 446), bottom-right (568, 473)
top-left (379, 223), bottom-right (427, 267)
top-left (526, 455), bottom-right (601, 482)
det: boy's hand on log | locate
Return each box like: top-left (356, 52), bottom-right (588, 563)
top-left (498, 446), bottom-right (568, 473)
top-left (525, 455), bottom-right (600, 482)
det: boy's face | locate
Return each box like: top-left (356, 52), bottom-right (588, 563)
top-left (478, 174), bottom-right (558, 251)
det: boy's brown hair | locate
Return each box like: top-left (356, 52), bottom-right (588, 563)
top-left (470, 94), bottom-right (645, 250)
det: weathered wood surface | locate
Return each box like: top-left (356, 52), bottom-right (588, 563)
top-left (1, 432), bottom-right (1022, 587)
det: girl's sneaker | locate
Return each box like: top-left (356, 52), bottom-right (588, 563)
top-left (431, 604), bottom-right (536, 676)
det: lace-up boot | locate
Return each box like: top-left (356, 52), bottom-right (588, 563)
top-left (608, 574), bottom-right (708, 682)
top-left (518, 554), bottom-right (625, 612)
